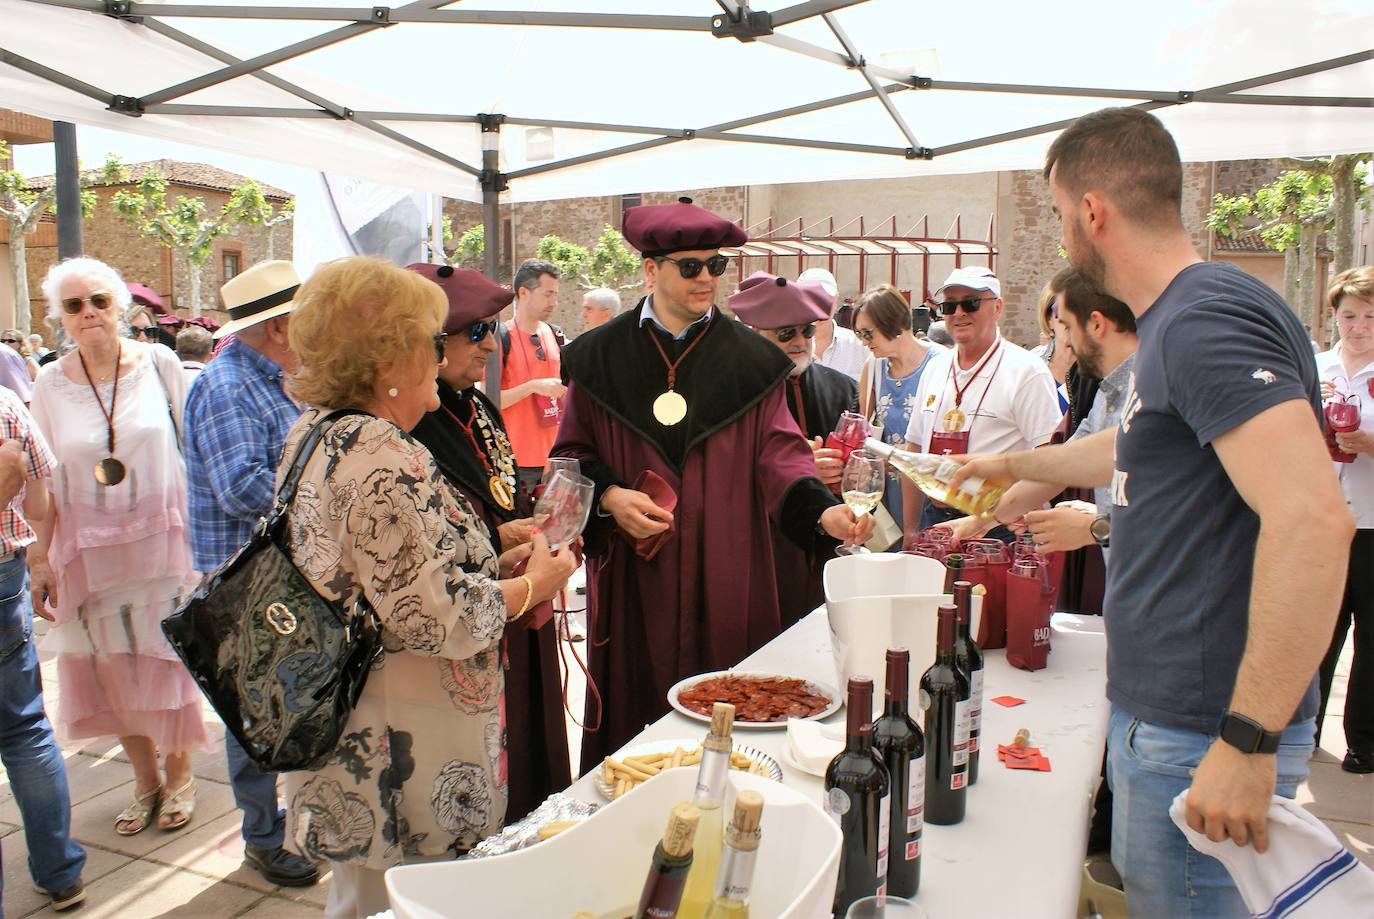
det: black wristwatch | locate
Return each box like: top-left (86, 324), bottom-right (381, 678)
top-left (1090, 513), bottom-right (1111, 548)
top-left (1219, 711), bottom-right (1282, 754)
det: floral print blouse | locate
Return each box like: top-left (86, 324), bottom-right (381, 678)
top-left (279, 410), bottom-right (509, 869)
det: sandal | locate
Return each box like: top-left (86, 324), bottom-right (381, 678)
top-left (157, 778), bottom-right (197, 832)
top-left (114, 785), bottom-right (162, 836)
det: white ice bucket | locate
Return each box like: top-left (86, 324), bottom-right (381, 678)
top-left (385, 770), bottom-right (841, 919)
top-left (824, 552), bottom-right (981, 714)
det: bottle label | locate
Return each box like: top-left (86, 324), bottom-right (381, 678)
top-left (876, 792), bottom-right (890, 881)
top-left (952, 770), bottom-right (966, 791)
top-left (969, 669), bottom-right (984, 754)
top-left (906, 839), bottom-right (921, 861)
top-left (935, 457), bottom-right (985, 497)
top-left (826, 786), bottom-right (851, 823)
top-left (907, 754), bottom-right (925, 835)
top-left (953, 699), bottom-right (971, 766)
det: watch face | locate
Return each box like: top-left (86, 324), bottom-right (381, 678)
top-left (1091, 516), bottom-right (1111, 541)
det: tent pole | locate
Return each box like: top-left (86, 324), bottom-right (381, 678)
top-left (54, 121), bottom-right (83, 261)
top-left (482, 116), bottom-right (504, 400)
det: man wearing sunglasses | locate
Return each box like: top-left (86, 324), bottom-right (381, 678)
top-left (731, 271), bottom-right (859, 628)
top-left (181, 261), bottom-right (319, 889)
top-left (554, 197), bottom-right (873, 772)
top-left (500, 259), bottom-right (568, 499)
top-left (903, 266), bottom-right (1062, 538)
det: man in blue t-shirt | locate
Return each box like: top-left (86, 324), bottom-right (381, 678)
top-left (952, 108), bottom-right (1353, 918)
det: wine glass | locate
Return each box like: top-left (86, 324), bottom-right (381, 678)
top-left (533, 470), bottom-right (594, 550)
top-left (837, 449), bottom-right (885, 556)
top-left (542, 456), bottom-right (581, 487)
top-left (845, 895), bottom-right (927, 918)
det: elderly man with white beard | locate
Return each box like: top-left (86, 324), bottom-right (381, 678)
top-left (730, 271), bottom-right (858, 627)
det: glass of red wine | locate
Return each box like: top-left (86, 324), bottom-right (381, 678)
top-left (533, 470), bottom-right (594, 550)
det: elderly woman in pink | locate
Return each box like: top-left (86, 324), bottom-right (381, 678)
top-left (28, 258), bottom-right (209, 837)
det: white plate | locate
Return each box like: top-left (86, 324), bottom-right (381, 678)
top-left (594, 738), bottom-right (783, 799)
top-left (667, 670), bottom-right (842, 729)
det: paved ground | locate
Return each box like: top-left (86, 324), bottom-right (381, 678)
top-left (2, 616), bottom-right (1368, 918)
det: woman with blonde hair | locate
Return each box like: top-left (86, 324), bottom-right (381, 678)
top-left (280, 257), bottom-right (574, 918)
top-left (29, 257), bottom-right (210, 836)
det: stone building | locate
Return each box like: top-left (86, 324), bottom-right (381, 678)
top-left (0, 109), bottom-right (56, 332)
top-left (21, 161), bottom-right (293, 341)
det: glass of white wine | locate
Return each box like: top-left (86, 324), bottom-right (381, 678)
top-left (837, 449), bottom-right (885, 556)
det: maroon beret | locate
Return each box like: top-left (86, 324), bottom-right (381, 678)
top-left (126, 282), bottom-right (166, 314)
top-left (728, 272), bottom-right (830, 329)
top-left (622, 196), bottom-right (747, 257)
top-left (405, 263), bottom-right (514, 334)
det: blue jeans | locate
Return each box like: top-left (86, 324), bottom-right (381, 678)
top-left (225, 729), bottom-right (285, 849)
top-left (0, 552), bottom-right (85, 894)
top-left (1107, 708), bottom-right (1315, 919)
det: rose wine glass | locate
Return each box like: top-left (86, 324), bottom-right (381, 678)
top-left (533, 470), bottom-right (594, 550)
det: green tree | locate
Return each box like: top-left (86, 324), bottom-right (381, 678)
top-left (426, 218), bottom-right (487, 268)
top-left (585, 224), bottom-right (643, 291)
top-left (232, 181), bottom-right (295, 260)
top-left (535, 234), bottom-right (591, 285)
top-left (0, 143), bottom-right (124, 335)
top-left (112, 169), bottom-right (271, 316)
top-left (1208, 154), bottom-right (1370, 339)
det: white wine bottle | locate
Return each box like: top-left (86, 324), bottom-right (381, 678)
top-left (863, 439), bottom-right (1005, 517)
top-left (678, 703), bottom-right (735, 919)
top-left (704, 790), bottom-right (764, 918)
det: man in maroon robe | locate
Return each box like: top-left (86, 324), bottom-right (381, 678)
top-left (554, 198), bottom-right (871, 770)
top-left (730, 272), bottom-right (860, 630)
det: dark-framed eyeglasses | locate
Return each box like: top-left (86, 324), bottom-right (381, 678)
top-left (432, 332), bottom-right (449, 363)
top-left (938, 296), bottom-right (995, 316)
top-left (771, 324), bottom-right (817, 343)
top-left (658, 253), bottom-right (731, 279)
top-left (62, 292), bottom-right (114, 314)
top-left (530, 332), bottom-right (546, 361)
top-left (854, 327), bottom-right (876, 342)
top-left (465, 319), bottom-right (499, 343)
top-left (132, 326), bottom-right (157, 338)
top-left (0, 338), bottom-right (19, 345)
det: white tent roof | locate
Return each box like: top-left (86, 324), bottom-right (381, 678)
top-left (1, 0), bottom-right (1370, 203)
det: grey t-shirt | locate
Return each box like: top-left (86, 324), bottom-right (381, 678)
top-left (1106, 262), bottom-right (1321, 734)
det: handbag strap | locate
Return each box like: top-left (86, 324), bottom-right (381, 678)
top-left (264, 408), bottom-right (370, 531)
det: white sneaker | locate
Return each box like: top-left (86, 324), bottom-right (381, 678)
top-left (561, 613), bottom-right (586, 643)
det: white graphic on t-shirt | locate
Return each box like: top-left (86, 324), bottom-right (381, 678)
top-left (1111, 469), bottom-right (1129, 507)
top-left (1252, 368), bottom-right (1277, 385)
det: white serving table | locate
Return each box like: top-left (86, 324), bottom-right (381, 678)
top-left (567, 608), bottom-right (1109, 919)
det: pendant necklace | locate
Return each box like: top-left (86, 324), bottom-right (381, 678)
top-left (942, 337), bottom-right (1002, 432)
top-left (442, 398), bottom-right (516, 511)
top-left (78, 340), bottom-right (125, 486)
top-left (646, 316), bottom-right (713, 426)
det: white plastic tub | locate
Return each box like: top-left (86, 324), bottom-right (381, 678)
top-left (385, 770), bottom-right (841, 919)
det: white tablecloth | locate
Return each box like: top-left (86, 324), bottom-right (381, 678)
top-left (567, 608), bottom-right (1109, 919)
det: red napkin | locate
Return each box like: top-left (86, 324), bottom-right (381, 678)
top-left (997, 744), bottom-right (1052, 772)
top-left (620, 470), bottom-right (677, 561)
top-left (991, 696), bottom-right (1025, 707)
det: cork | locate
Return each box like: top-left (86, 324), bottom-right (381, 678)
top-left (704, 702), bottom-right (736, 752)
top-left (1013, 728), bottom-right (1031, 748)
top-left (725, 790), bottom-right (764, 852)
top-left (662, 801), bottom-right (701, 858)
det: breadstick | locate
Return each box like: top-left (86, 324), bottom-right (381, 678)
top-left (606, 758), bottom-right (656, 782)
top-left (614, 778), bottom-right (631, 798)
top-left (622, 756), bottom-right (662, 775)
top-left (670, 747), bottom-right (685, 769)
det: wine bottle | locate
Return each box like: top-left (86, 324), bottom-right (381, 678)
top-left (824, 676), bottom-right (891, 917)
top-left (636, 801), bottom-right (702, 919)
top-left (943, 552), bottom-right (963, 593)
top-left (872, 647), bottom-right (925, 898)
top-left (921, 604), bottom-right (969, 825)
top-left (704, 789), bottom-right (764, 919)
top-left (863, 438), bottom-right (1005, 517)
top-left (952, 580), bottom-right (985, 786)
top-left (678, 703), bottom-right (735, 919)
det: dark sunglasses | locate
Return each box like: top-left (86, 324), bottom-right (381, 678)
top-left (132, 326), bottom-right (158, 338)
top-left (0, 338), bottom-right (19, 345)
top-left (530, 332), bottom-right (546, 361)
top-left (854, 327), bottom-right (876, 342)
top-left (62, 292), bottom-right (114, 314)
top-left (771, 324), bottom-right (817, 343)
top-left (465, 319), bottom-right (499, 343)
top-left (659, 254), bottom-right (731, 279)
top-left (938, 296), bottom-right (995, 316)
top-left (432, 332), bottom-right (449, 363)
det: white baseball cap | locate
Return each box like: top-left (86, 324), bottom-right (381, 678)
top-left (935, 266), bottom-right (1000, 300)
top-left (796, 267), bottom-right (838, 300)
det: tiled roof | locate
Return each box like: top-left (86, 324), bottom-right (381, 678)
top-left (27, 159), bottom-right (291, 200)
top-left (1213, 233), bottom-right (1277, 253)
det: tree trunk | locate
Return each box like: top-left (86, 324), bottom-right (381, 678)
top-left (188, 260), bottom-right (203, 317)
top-left (265, 224), bottom-right (275, 261)
top-left (1329, 155), bottom-right (1357, 277)
top-left (8, 228), bottom-right (31, 337)
top-left (1283, 245), bottom-right (1300, 315)
top-left (1298, 221), bottom-right (1321, 343)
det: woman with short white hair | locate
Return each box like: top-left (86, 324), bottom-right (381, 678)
top-left (28, 257), bottom-right (209, 836)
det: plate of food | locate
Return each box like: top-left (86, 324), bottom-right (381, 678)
top-left (596, 738), bottom-right (782, 800)
top-left (667, 670), bottom-right (841, 729)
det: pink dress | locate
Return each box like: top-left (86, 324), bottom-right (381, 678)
top-left (29, 342), bottom-right (210, 752)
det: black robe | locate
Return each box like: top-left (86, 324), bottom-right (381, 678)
top-left (410, 382), bottom-right (571, 822)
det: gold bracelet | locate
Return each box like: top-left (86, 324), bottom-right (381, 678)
top-left (515, 575), bottom-right (535, 619)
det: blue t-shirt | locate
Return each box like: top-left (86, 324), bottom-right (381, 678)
top-left (1106, 262), bottom-right (1321, 734)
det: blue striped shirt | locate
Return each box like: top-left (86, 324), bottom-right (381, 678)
top-left (184, 339), bottom-right (302, 571)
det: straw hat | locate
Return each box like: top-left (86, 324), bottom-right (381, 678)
top-left (215, 260), bottom-right (300, 339)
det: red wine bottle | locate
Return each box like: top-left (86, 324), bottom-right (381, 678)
top-left (824, 676), bottom-right (891, 917)
top-left (921, 604), bottom-right (969, 825)
top-left (952, 580), bottom-right (985, 786)
top-left (872, 647), bottom-right (925, 898)
top-left (635, 802), bottom-right (701, 919)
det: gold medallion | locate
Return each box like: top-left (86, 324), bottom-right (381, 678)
top-left (653, 390), bottom-right (688, 426)
top-left (94, 456), bottom-right (126, 487)
top-left (489, 474), bottom-right (516, 511)
top-left (942, 407), bottom-right (966, 432)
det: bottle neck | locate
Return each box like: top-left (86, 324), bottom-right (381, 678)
top-left (846, 686), bottom-right (874, 752)
top-left (713, 844), bottom-right (759, 904)
top-left (884, 652), bottom-right (909, 716)
top-left (692, 746), bottom-right (731, 807)
top-left (936, 609), bottom-right (956, 661)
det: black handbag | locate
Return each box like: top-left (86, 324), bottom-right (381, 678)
top-left (162, 408), bottom-right (383, 772)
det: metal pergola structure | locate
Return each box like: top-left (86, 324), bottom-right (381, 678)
top-left (3, 0), bottom-right (1371, 284)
